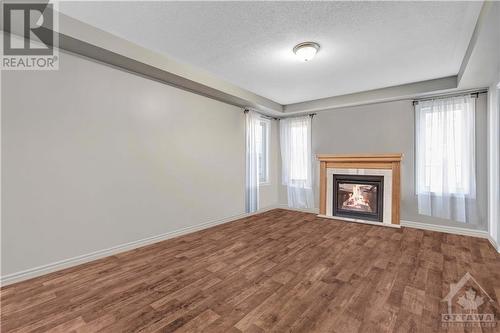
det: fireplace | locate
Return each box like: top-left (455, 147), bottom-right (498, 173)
top-left (318, 154), bottom-right (402, 227)
top-left (332, 174), bottom-right (384, 222)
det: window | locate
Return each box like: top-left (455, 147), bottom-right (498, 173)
top-left (416, 96), bottom-right (475, 196)
top-left (255, 119), bottom-right (270, 184)
top-left (279, 115), bottom-right (314, 209)
top-left (289, 124), bottom-right (308, 181)
top-left (415, 94), bottom-right (477, 222)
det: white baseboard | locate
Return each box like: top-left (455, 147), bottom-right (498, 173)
top-left (400, 219), bottom-right (490, 239)
top-left (357, 216), bottom-right (499, 252)
top-left (0, 205), bottom-right (279, 286)
top-left (283, 209), bottom-right (499, 252)
top-left (279, 205), bottom-right (489, 235)
top-left (279, 206), bottom-right (498, 251)
top-left (291, 208), bottom-right (496, 242)
top-left (396, 220), bottom-right (499, 253)
top-left (487, 235), bottom-right (500, 253)
top-left (275, 207), bottom-right (500, 254)
top-left (275, 204), bottom-right (319, 214)
top-left (318, 214), bottom-right (401, 228)
top-left (298, 209), bottom-right (498, 252)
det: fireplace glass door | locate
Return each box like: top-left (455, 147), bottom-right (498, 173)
top-left (332, 175), bottom-right (384, 222)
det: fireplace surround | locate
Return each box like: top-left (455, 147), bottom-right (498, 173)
top-left (317, 154), bottom-right (402, 227)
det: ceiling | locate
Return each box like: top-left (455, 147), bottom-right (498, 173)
top-left (59, 1), bottom-right (483, 105)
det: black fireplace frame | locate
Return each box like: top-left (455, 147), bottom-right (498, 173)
top-left (332, 174), bottom-right (384, 222)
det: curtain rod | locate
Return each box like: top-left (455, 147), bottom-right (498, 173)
top-left (243, 108), bottom-right (316, 120)
top-left (243, 108), bottom-right (279, 120)
top-left (412, 89), bottom-right (488, 105)
top-left (276, 113), bottom-right (317, 120)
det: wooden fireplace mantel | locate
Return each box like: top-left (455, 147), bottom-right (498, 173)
top-left (317, 153), bottom-right (403, 225)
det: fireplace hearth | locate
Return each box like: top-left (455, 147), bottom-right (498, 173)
top-left (332, 174), bottom-right (384, 222)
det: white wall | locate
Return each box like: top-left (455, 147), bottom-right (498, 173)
top-left (280, 97), bottom-right (489, 230)
top-left (1, 50), bottom-right (280, 278)
top-left (488, 80), bottom-right (500, 248)
top-left (485, 3), bottom-right (500, 250)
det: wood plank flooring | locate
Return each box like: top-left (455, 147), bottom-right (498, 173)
top-left (1, 209), bottom-right (499, 332)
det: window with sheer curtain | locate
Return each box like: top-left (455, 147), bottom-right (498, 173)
top-left (415, 95), bottom-right (477, 222)
top-left (280, 116), bottom-right (314, 209)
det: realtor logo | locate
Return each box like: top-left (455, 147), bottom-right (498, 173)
top-left (1, 1), bottom-right (58, 70)
top-left (441, 272), bottom-right (497, 328)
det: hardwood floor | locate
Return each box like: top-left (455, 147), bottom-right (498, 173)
top-left (1, 209), bottom-right (499, 332)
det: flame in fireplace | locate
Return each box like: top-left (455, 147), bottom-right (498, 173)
top-left (342, 185), bottom-right (372, 211)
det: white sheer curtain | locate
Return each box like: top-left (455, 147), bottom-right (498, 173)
top-left (245, 110), bottom-right (260, 213)
top-left (280, 116), bottom-right (314, 209)
top-left (415, 95), bottom-right (477, 223)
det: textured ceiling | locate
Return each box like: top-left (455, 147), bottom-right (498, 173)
top-left (59, 1), bottom-right (482, 105)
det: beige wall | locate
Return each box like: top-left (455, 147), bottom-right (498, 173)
top-left (1, 50), bottom-right (280, 277)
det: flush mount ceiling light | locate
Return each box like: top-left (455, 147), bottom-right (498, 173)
top-left (293, 42), bottom-right (320, 62)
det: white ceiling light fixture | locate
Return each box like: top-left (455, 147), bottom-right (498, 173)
top-left (293, 42), bottom-right (320, 62)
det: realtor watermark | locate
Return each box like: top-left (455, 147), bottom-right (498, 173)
top-left (1, 1), bottom-right (59, 70)
top-left (441, 272), bottom-right (497, 328)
